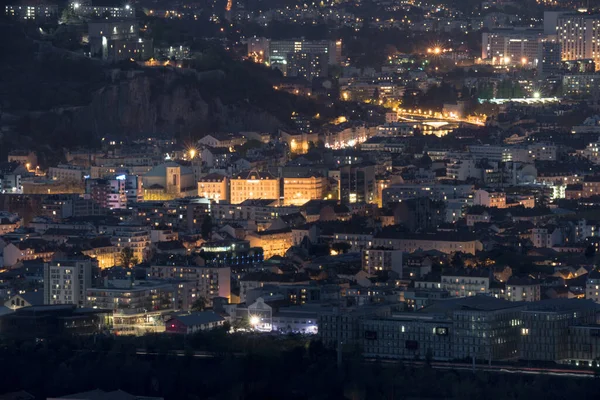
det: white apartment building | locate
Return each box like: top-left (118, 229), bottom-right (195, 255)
top-left (362, 248), bottom-right (402, 275)
top-left (506, 277), bottom-right (541, 302)
top-left (43, 258), bottom-right (94, 307)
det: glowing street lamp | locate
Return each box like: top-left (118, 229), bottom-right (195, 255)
top-left (189, 149), bottom-right (196, 160)
top-left (250, 315), bottom-right (260, 327)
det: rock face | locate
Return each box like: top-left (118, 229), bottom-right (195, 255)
top-left (0, 23), bottom-right (284, 149)
top-left (31, 67), bottom-right (283, 140)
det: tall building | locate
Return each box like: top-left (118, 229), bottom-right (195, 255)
top-left (5, 4), bottom-right (58, 21)
top-left (85, 176), bottom-right (127, 209)
top-left (339, 164), bottom-right (376, 204)
top-left (481, 28), bottom-right (545, 67)
top-left (557, 14), bottom-right (600, 68)
top-left (142, 162), bottom-right (197, 201)
top-left (362, 248), bottom-right (403, 275)
top-left (538, 36), bottom-right (562, 77)
top-left (286, 52), bottom-right (328, 80)
top-left (230, 169), bottom-right (280, 204)
top-left (44, 257), bottom-right (95, 307)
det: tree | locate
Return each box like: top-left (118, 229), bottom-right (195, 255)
top-left (191, 296), bottom-right (207, 312)
top-left (119, 247), bottom-right (137, 268)
top-left (201, 216), bottom-right (213, 239)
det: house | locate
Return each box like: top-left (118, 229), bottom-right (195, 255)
top-left (165, 311), bottom-right (225, 334)
top-left (4, 291), bottom-right (44, 310)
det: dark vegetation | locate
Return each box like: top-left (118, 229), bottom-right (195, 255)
top-left (1, 331), bottom-right (600, 399)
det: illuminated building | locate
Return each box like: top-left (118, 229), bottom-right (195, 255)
top-left (481, 28), bottom-right (545, 67)
top-left (71, 2), bottom-right (135, 19)
top-left (198, 133), bottom-right (247, 148)
top-left (198, 173), bottom-right (229, 202)
top-left (563, 74), bottom-right (600, 97)
top-left (111, 225), bottom-right (150, 263)
top-left (142, 162), bottom-right (197, 201)
top-left (229, 169), bottom-right (280, 204)
top-left (474, 189), bottom-right (507, 208)
top-left (268, 39), bottom-right (342, 72)
top-left (5, 4), bottom-right (58, 20)
top-left (43, 257), bottom-right (95, 307)
top-left (283, 174), bottom-right (328, 205)
top-left (280, 130), bottom-right (318, 154)
top-left (247, 228), bottom-right (293, 259)
top-left (80, 237), bottom-right (120, 269)
top-left (557, 14), bottom-right (600, 68)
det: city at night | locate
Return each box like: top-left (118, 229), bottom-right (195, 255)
top-left (3, 0), bottom-right (600, 398)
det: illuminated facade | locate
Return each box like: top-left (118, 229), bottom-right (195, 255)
top-left (198, 173), bottom-right (229, 203)
top-left (557, 14), bottom-right (600, 68)
top-left (283, 175), bottom-right (328, 205)
top-left (5, 4), bottom-right (58, 20)
top-left (230, 169), bottom-right (280, 204)
top-left (43, 258), bottom-right (94, 307)
top-left (247, 229), bottom-right (293, 259)
top-left (481, 28), bottom-right (544, 67)
top-left (280, 130), bottom-right (319, 154)
top-left (142, 162), bottom-right (197, 201)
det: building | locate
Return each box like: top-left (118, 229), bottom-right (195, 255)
top-left (149, 265), bottom-right (231, 304)
top-left (72, 2), bottom-right (135, 19)
top-left (229, 169), bottom-right (280, 205)
top-left (373, 230), bottom-right (482, 255)
top-left (339, 164), bottom-right (376, 204)
top-left (49, 165), bottom-right (88, 183)
top-left (362, 248), bottom-right (402, 275)
top-left (557, 14), bottom-right (600, 68)
top-left (505, 277), bottom-right (540, 302)
top-left (586, 270), bottom-right (600, 303)
top-left (481, 28), bottom-right (545, 67)
top-left (165, 311), bottom-right (225, 334)
top-left (87, 19), bottom-right (152, 62)
top-left (43, 257), bottom-right (95, 307)
top-left (563, 74), bottom-right (600, 97)
top-left (282, 175), bottom-right (328, 205)
top-left (520, 299), bottom-right (598, 362)
top-left (85, 177), bottom-right (127, 209)
top-left (198, 173), bottom-right (229, 203)
top-left (286, 52), bottom-right (328, 80)
top-left (247, 228), bottom-right (293, 259)
top-left (5, 4), bottom-right (58, 20)
top-left (268, 39), bottom-right (342, 72)
top-left (474, 189), bottom-right (507, 208)
top-left (142, 162), bottom-right (197, 201)
top-left (0, 305), bottom-right (109, 339)
top-left (198, 133), bottom-right (247, 148)
top-left (111, 225), bottom-right (150, 263)
top-left (539, 36), bottom-right (562, 77)
top-left (439, 269), bottom-right (490, 297)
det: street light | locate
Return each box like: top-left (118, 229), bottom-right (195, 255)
top-left (189, 149), bottom-right (196, 160)
top-left (250, 315), bottom-right (260, 326)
